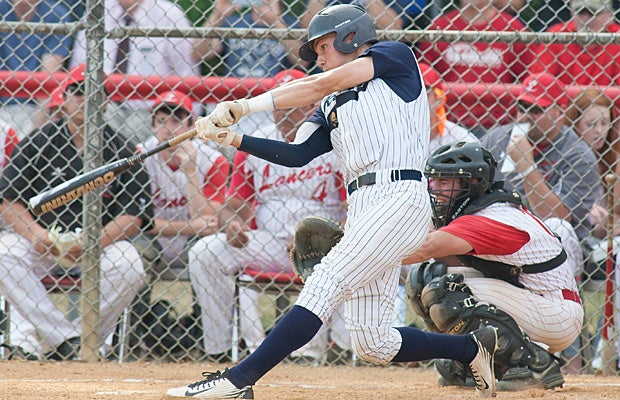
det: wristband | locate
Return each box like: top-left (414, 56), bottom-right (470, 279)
top-left (246, 92), bottom-right (275, 114)
top-left (521, 164), bottom-right (536, 176)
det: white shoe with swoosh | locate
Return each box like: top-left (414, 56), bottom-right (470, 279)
top-left (166, 368), bottom-right (253, 399)
top-left (469, 326), bottom-right (498, 398)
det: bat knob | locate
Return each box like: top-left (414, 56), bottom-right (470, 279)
top-left (605, 173), bottom-right (616, 186)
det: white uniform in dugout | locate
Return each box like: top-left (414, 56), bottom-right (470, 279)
top-left (138, 137), bottom-right (227, 267)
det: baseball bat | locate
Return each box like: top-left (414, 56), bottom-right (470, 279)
top-left (28, 128), bottom-right (197, 215)
top-left (601, 173), bottom-right (617, 375)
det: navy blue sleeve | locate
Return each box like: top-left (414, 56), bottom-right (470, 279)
top-left (307, 107), bottom-right (328, 129)
top-left (238, 124), bottom-right (333, 167)
top-left (362, 41), bottom-right (423, 102)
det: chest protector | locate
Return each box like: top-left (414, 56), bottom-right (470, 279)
top-left (455, 183), bottom-right (567, 287)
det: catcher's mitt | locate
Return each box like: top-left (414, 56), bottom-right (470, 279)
top-left (289, 216), bottom-right (344, 283)
top-left (48, 224), bottom-right (83, 268)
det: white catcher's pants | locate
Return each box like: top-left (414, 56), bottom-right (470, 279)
top-left (0, 231), bottom-right (146, 355)
top-left (189, 230), bottom-right (349, 360)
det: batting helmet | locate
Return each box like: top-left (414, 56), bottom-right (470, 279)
top-left (298, 4), bottom-right (378, 62)
top-left (424, 142), bottom-right (497, 227)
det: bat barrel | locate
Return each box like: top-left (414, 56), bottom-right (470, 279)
top-left (28, 159), bottom-right (127, 215)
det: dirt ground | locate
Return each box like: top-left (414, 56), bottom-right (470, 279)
top-left (2, 361), bottom-right (620, 400)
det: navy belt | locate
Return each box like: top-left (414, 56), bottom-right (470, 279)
top-left (347, 169), bottom-right (422, 195)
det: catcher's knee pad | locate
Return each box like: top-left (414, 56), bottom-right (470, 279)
top-left (419, 273), bottom-right (477, 334)
top-left (405, 261), bottom-right (447, 332)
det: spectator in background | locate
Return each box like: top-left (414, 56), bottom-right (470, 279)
top-left (481, 72), bottom-right (602, 285)
top-left (518, 0), bottom-right (572, 31)
top-left (126, 90), bottom-right (229, 360)
top-left (0, 0), bottom-right (73, 137)
top-left (566, 88), bottom-right (620, 240)
top-left (532, 0), bottom-right (620, 86)
top-left (192, 0), bottom-right (306, 137)
top-left (417, 0), bottom-right (534, 137)
top-left (301, 0), bottom-right (403, 30)
top-left (564, 87), bottom-right (619, 372)
top-left (419, 62), bottom-right (479, 154)
top-left (134, 90), bottom-right (228, 276)
top-left (70, 0), bottom-right (199, 142)
top-left (44, 86), bottom-right (65, 125)
top-left (188, 69), bottom-right (350, 365)
top-left (0, 64), bottom-right (153, 360)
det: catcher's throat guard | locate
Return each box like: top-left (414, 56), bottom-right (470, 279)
top-left (289, 216), bottom-right (344, 283)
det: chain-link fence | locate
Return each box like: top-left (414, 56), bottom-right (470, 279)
top-left (0, 0), bottom-right (618, 376)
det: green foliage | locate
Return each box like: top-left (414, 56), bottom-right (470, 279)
top-left (177, 0), bottom-right (214, 26)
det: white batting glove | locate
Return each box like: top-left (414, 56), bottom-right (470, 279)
top-left (195, 116), bottom-right (236, 146)
top-left (48, 225), bottom-right (83, 268)
top-left (209, 99), bottom-right (249, 127)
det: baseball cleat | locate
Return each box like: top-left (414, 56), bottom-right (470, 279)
top-left (166, 368), bottom-right (254, 399)
top-left (532, 359), bottom-right (564, 389)
top-left (469, 326), bottom-right (498, 398)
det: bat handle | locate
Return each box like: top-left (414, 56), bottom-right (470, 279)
top-left (168, 128), bottom-right (197, 147)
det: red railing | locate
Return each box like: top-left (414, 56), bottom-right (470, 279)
top-left (2, 70), bottom-right (620, 107)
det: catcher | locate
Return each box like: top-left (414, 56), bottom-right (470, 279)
top-left (403, 142), bottom-right (583, 389)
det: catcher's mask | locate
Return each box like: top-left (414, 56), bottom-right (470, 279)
top-left (298, 4), bottom-right (378, 62)
top-left (425, 142), bottom-right (497, 227)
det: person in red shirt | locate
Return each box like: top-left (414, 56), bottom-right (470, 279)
top-left (417, 0), bottom-right (534, 134)
top-left (532, 0), bottom-right (620, 85)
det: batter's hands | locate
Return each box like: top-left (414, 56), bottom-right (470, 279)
top-left (195, 116), bottom-right (236, 146)
top-left (225, 218), bottom-right (248, 248)
top-left (209, 100), bottom-right (249, 127)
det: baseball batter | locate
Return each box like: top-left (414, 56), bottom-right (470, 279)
top-left (167, 5), bottom-right (498, 398)
top-left (188, 70), bottom-right (349, 362)
top-left (404, 142), bottom-right (583, 389)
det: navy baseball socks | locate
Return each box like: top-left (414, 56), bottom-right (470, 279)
top-left (166, 307), bottom-right (498, 398)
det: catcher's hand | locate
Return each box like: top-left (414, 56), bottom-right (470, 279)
top-left (289, 216), bottom-right (344, 283)
top-left (48, 225), bottom-right (83, 268)
top-left (195, 116), bottom-right (236, 146)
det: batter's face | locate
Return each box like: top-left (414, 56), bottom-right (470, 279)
top-left (313, 33), bottom-right (358, 71)
top-left (576, 103), bottom-right (612, 151)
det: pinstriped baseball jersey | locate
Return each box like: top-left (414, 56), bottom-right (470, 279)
top-left (440, 202), bottom-right (579, 293)
top-left (309, 41), bottom-right (430, 184)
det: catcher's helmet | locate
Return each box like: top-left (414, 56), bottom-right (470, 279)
top-left (298, 4), bottom-right (378, 62)
top-left (424, 142), bottom-right (497, 227)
